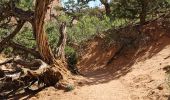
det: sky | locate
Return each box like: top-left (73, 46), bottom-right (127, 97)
top-left (88, 0), bottom-right (101, 7)
top-left (62, 0), bottom-right (102, 8)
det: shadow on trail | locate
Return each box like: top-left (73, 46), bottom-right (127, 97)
top-left (0, 86), bottom-right (46, 100)
top-left (78, 35), bottom-right (170, 86)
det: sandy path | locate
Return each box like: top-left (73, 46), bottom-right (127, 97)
top-left (32, 80), bottom-right (129, 100)
top-left (23, 44), bottom-right (170, 100)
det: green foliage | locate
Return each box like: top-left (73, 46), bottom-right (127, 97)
top-left (45, 20), bottom-right (60, 50)
top-left (65, 46), bottom-right (76, 56)
top-left (112, 18), bottom-right (130, 28)
top-left (67, 15), bottom-right (111, 43)
top-left (0, 0), bottom-right (169, 60)
top-left (45, 14), bottom-right (112, 45)
top-left (65, 46), bottom-right (78, 74)
top-left (65, 46), bottom-right (77, 70)
top-left (110, 0), bottom-right (170, 20)
top-left (65, 84), bottom-right (75, 92)
top-left (16, 0), bottom-right (34, 10)
top-left (0, 0), bottom-right (34, 11)
top-left (0, 28), bottom-right (9, 39)
top-left (14, 23), bottom-right (36, 48)
top-left (85, 7), bottom-right (104, 18)
top-left (11, 14), bottom-right (111, 52)
top-left (0, 0), bottom-right (10, 4)
top-left (63, 0), bottom-right (89, 12)
top-left (3, 47), bottom-right (13, 55)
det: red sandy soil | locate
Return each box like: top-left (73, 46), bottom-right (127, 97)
top-left (2, 19), bottom-right (170, 100)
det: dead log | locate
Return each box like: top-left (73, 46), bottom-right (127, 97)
top-left (0, 58), bottom-right (13, 66)
top-left (0, 57), bottom-right (44, 70)
top-left (0, 58), bottom-right (59, 96)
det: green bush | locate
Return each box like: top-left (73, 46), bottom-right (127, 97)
top-left (67, 15), bottom-right (111, 43)
top-left (65, 46), bottom-right (78, 74)
top-left (14, 24), bottom-right (36, 48)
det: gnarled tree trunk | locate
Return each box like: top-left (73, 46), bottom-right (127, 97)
top-left (100, 0), bottom-right (111, 17)
top-left (34, 0), bottom-right (55, 64)
top-left (34, 0), bottom-right (71, 86)
top-left (56, 22), bottom-right (67, 61)
top-left (0, 0), bottom-right (71, 96)
top-left (139, 0), bottom-right (147, 25)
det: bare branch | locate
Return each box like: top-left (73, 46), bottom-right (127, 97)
top-left (0, 20), bottom-right (25, 52)
top-left (0, 58), bottom-right (13, 66)
top-left (9, 41), bottom-right (41, 58)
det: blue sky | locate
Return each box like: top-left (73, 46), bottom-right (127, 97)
top-left (88, 0), bottom-right (101, 7)
top-left (62, 0), bottom-right (102, 7)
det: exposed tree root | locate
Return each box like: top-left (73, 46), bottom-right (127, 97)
top-left (0, 0), bottom-right (74, 98)
top-left (0, 58), bottom-right (72, 98)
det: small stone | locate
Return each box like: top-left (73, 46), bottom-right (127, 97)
top-left (78, 81), bottom-right (83, 85)
top-left (74, 92), bottom-right (77, 95)
top-left (157, 86), bottom-right (163, 90)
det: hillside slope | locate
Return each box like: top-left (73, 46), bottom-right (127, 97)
top-left (31, 43), bottom-right (170, 100)
top-left (7, 18), bottom-right (170, 100)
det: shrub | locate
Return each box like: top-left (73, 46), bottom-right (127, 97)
top-left (65, 46), bottom-right (78, 74)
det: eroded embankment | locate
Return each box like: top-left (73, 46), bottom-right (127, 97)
top-left (4, 17), bottom-right (170, 100)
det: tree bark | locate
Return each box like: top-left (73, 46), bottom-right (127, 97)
top-left (0, 0), bottom-right (71, 95)
top-left (56, 22), bottom-right (67, 61)
top-left (34, 0), bottom-right (55, 64)
top-left (100, 0), bottom-right (111, 17)
top-left (139, 0), bottom-right (147, 25)
top-left (104, 3), bottom-right (111, 17)
top-left (34, 0), bottom-right (71, 86)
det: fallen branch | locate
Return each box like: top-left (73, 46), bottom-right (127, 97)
top-left (164, 55), bottom-right (170, 60)
top-left (0, 58), bottom-right (44, 70)
top-left (0, 58), bottom-right (13, 66)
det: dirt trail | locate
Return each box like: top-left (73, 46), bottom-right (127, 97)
top-left (2, 19), bottom-right (170, 100)
top-left (22, 37), bottom-right (170, 100)
top-left (26, 34), bottom-right (170, 100)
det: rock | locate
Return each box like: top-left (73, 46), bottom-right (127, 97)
top-left (157, 86), bottom-right (163, 90)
